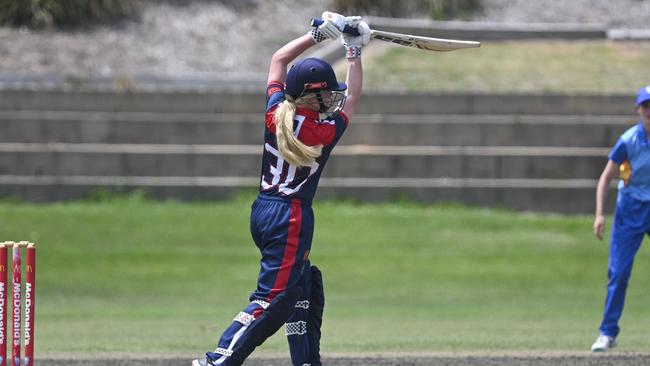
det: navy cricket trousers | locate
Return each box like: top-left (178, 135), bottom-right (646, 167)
top-left (212, 194), bottom-right (320, 366)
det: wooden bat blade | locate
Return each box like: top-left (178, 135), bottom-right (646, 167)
top-left (370, 30), bottom-right (480, 52)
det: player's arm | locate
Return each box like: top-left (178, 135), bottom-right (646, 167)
top-left (267, 35), bottom-right (317, 85)
top-left (267, 12), bottom-right (346, 85)
top-left (343, 56), bottom-right (362, 117)
top-left (593, 160), bottom-right (619, 240)
top-left (341, 18), bottom-right (369, 118)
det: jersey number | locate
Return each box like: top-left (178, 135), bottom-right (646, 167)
top-left (261, 116), bottom-right (319, 195)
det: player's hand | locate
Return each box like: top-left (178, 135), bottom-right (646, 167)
top-left (342, 18), bottom-right (371, 46)
top-left (593, 215), bottom-right (606, 240)
top-left (341, 18), bottom-right (370, 58)
top-left (318, 11), bottom-right (346, 39)
top-left (345, 17), bottom-right (371, 44)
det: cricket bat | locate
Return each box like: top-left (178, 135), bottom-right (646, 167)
top-left (310, 18), bottom-right (480, 52)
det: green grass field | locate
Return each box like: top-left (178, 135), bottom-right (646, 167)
top-left (4, 40), bottom-right (650, 357)
top-left (349, 40), bottom-right (650, 93)
top-left (2, 193), bottom-right (650, 356)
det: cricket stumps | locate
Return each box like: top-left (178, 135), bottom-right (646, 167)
top-left (0, 242), bottom-right (36, 366)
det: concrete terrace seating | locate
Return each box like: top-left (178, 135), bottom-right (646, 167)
top-left (0, 88), bottom-right (634, 213)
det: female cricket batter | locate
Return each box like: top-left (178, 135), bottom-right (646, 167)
top-left (192, 12), bottom-right (370, 366)
top-left (591, 85), bottom-right (650, 352)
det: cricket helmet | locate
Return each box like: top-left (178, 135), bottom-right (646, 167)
top-left (285, 57), bottom-right (347, 99)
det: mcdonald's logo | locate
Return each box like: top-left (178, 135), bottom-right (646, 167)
top-left (26, 265), bottom-right (32, 273)
top-left (0, 265), bottom-right (4, 272)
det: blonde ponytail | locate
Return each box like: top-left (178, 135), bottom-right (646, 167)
top-left (273, 99), bottom-right (322, 167)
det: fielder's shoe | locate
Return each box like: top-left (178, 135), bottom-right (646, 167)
top-left (191, 352), bottom-right (220, 366)
top-left (591, 334), bottom-right (617, 352)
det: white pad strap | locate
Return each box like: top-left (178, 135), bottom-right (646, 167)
top-left (252, 299), bottom-right (270, 309)
top-left (214, 347), bottom-right (233, 357)
top-left (285, 320), bottom-right (307, 336)
top-left (233, 311), bottom-right (255, 326)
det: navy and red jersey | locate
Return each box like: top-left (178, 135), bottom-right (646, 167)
top-left (259, 81), bottom-right (349, 202)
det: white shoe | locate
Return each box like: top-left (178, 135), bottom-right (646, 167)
top-left (191, 357), bottom-right (216, 366)
top-left (591, 334), bottom-right (617, 352)
top-left (192, 351), bottom-right (226, 366)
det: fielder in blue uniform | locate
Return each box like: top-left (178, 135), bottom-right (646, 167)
top-left (591, 85), bottom-right (650, 352)
top-left (192, 11), bottom-right (370, 366)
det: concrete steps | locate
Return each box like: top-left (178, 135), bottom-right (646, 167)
top-left (0, 175), bottom-right (602, 213)
top-left (0, 89), bottom-right (634, 115)
top-left (0, 110), bottom-right (631, 146)
top-left (0, 89), bottom-right (632, 212)
top-left (0, 143), bottom-right (608, 179)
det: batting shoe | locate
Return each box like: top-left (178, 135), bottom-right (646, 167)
top-left (191, 352), bottom-right (221, 366)
top-left (591, 334), bottom-right (617, 352)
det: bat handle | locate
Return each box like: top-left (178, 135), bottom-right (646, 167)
top-left (310, 18), bottom-right (360, 36)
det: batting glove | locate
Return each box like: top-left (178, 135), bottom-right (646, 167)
top-left (309, 11), bottom-right (346, 43)
top-left (341, 19), bottom-right (370, 59)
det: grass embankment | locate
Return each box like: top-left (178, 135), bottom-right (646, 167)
top-left (2, 194), bottom-right (650, 356)
top-left (350, 40), bottom-right (650, 93)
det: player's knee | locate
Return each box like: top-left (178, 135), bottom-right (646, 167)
top-left (266, 286), bottom-right (302, 316)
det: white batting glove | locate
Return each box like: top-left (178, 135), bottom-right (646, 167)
top-left (345, 16), bottom-right (363, 27)
top-left (345, 18), bottom-right (371, 45)
top-left (341, 19), bottom-right (370, 59)
top-left (319, 11), bottom-right (346, 39)
top-left (308, 11), bottom-right (346, 43)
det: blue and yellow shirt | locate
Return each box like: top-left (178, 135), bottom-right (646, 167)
top-left (609, 122), bottom-right (650, 202)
